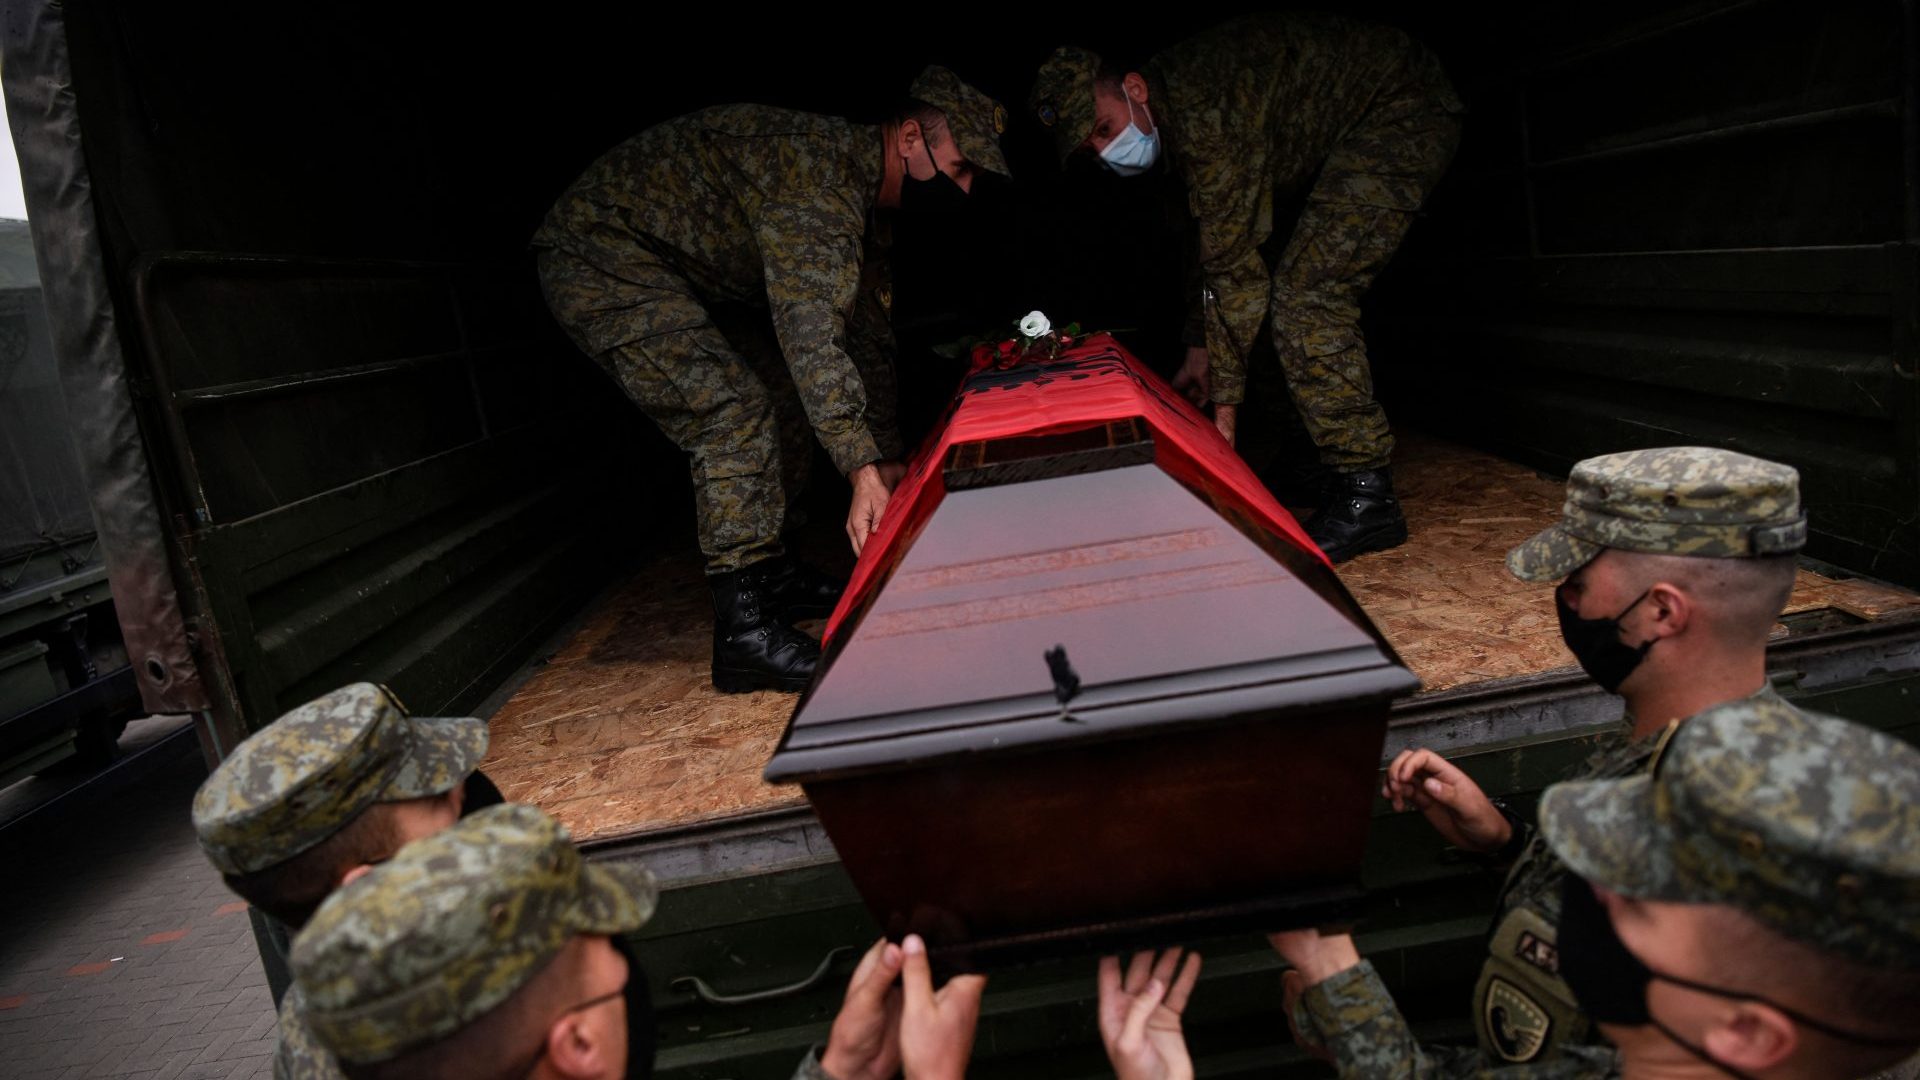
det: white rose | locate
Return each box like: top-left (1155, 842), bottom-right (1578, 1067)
top-left (1018, 311), bottom-right (1051, 338)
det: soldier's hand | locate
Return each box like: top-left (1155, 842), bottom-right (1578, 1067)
top-left (1172, 346), bottom-right (1211, 406)
top-left (898, 934), bottom-right (986, 1080)
top-left (1212, 402), bottom-right (1237, 447)
top-left (1097, 949), bottom-right (1202, 1080)
top-left (846, 461), bottom-right (904, 557)
top-left (1382, 748), bottom-right (1512, 855)
top-left (1266, 928), bottom-right (1361, 987)
top-left (819, 938), bottom-right (905, 1080)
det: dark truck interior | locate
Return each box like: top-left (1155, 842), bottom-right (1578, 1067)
top-left (22, 2), bottom-right (1920, 1075)
top-left (54, 0), bottom-right (1918, 738)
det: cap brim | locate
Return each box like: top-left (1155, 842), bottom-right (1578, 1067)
top-left (577, 860), bottom-right (658, 936)
top-left (1505, 525), bottom-right (1604, 583)
top-left (959, 131), bottom-right (1010, 180)
top-left (1539, 774), bottom-right (1680, 900)
top-left (385, 716), bottom-right (489, 800)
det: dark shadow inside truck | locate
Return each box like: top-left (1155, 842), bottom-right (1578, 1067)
top-left (7, 1), bottom-right (1916, 1076)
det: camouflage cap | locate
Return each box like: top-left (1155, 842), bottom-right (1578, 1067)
top-left (192, 683), bottom-right (489, 876)
top-left (1029, 46), bottom-right (1103, 166)
top-left (908, 65), bottom-right (1009, 179)
top-left (291, 803), bottom-right (657, 1065)
top-left (1540, 695), bottom-right (1920, 969)
top-left (1506, 447), bottom-right (1806, 582)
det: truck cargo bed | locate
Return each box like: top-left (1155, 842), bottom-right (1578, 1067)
top-left (479, 432), bottom-right (1920, 849)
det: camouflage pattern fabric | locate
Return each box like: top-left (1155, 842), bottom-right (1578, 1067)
top-left (192, 683), bottom-right (487, 876)
top-left (272, 985), bottom-right (345, 1080)
top-left (292, 804), bottom-right (657, 1066)
top-left (1542, 693), bottom-right (1920, 969)
top-left (534, 77), bottom-right (1000, 572)
top-left (790, 1048), bottom-right (833, 1080)
top-left (1508, 447), bottom-right (1807, 582)
top-left (1470, 684), bottom-right (1781, 1063)
top-left (1292, 960), bottom-right (1623, 1079)
top-left (908, 66), bottom-right (1010, 179)
top-left (1028, 46), bottom-right (1102, 165)
top-left (1033, 13), bottom-right (1462, 470)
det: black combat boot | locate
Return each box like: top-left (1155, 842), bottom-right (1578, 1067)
top-left (1306, 468), bottom-right (1408, 563)
top-left (709, 562), bottom-right (821, 693)
top-left (756, 556), bottom-right (845, 622)
top-left (1259, 459), bottom-right (1335, 511)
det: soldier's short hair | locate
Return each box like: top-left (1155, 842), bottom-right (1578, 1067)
top-left (220, 791), bottom-right (450, 928)
top-left (1702, 906), bottom-right (1920, 1071)
top-left (892, 97), bottom-right (948, 146)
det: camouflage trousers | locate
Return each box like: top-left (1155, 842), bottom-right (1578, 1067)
top-left (1270, 101), bottom-right (1460, 472)
top-left (536, 247), bottom-right (815, 573)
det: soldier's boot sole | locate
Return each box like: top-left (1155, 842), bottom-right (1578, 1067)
top-left (1318, 517), bottom-right (1410, 564)
top-left (712, 666), bottom-right (813, 694)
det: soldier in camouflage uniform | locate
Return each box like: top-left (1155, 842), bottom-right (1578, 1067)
top-left (1274, 447), bottom-right (1814, 1074)
top-left (534, 67), bottom-right (1010, 693)
top-left (1030, 13), bottom-right (1463, 561)
top-left (192, 682), bottom-right (492, 1080)
top-left (1273, 696), bottom-right (1920, 1078)
top-left (292, 803), bottom-right (985, 1080)
top-left (290, 804), bottom-right (656, 1080)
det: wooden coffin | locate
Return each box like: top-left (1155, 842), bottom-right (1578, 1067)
top-left (765, 340), bottom-right (1419, 968)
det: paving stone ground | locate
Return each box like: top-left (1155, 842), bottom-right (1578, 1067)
top-left (0, 741), bottom-right (276, 1080)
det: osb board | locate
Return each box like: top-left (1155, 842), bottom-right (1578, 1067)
top-left (484, 434), bottom-right (1920, 843)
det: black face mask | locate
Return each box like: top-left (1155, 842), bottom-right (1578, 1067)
top-left (899, 140), bottom-right (969, 215)
top-left (1556, 585), bottom-right (1657, 693)
top-left (1557, 873), bottom-right (1655, 1025)
top-left (612, 936), bottom-right (656, 1080)
top-left (1556, 877), bottom-right (1911, 1077)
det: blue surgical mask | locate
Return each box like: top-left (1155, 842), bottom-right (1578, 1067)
top-left (1099, 94), bottom-right (1160, 176)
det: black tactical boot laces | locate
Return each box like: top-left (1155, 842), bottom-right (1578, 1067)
top-left (1306, 468), bottom-right (1409, 563)
top-left (709, 563), bottom-right (821, 693)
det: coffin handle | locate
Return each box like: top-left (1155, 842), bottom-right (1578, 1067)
top-left (669, 945), bottom-right (859, 1007)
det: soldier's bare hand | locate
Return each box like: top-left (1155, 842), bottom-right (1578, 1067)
top-left (846, 461), bottom-right (903, 557)
top-left (819, 938), bottom-right (905, 1080)
top-left (1212, 402), bottom-right (1237, 446)
top-left (1171, 346), bottom-right (1211, 406)
top-left (1097, 949), bottom-right (1202, 1080)
top-left (898, 934), bottom-right (986, 1080)
top-left (1382, 748), bottom-right (1511, 855)
top-left (1267, 928), bottom-right (1361, 987)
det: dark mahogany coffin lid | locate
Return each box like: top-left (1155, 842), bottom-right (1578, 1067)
top-left (765, 442), bottom-right (1419, 784)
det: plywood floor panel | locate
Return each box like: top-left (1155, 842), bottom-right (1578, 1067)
top-left (485, 433), bottom-right (1920, 843)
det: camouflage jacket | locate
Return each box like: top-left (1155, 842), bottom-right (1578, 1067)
top-left (1472, 683), bottom-right (1788, 1064)
top-left (272, 985), bottom-right (346, 1080)
top-left (1294, 960), bottom-right (1622, 1079)
top-left (1143, 12), bottom-right (1462, 404)
top-left (534, 106), bottom-right (893, 476)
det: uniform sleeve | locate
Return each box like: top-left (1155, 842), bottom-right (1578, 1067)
top-left (1184, 135), bottom-right (1271, 406)
top-left (1299, 961), bottom-right (1504, 1080)
top-left (753, 188), bottom-right (885, 477)
top-left (845, 238), bottom-right (903, 460)
top-left (791, 1046), bottom-right (836, 1080)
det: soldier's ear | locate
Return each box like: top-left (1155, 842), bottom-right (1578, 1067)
top-left (544, 1011), bottom-right (609, 1078)
top-left (337, 863), bottom-right (375, 889)
top-left (1700, 1001), bottom-right (1797, 1071)
top-left (1123, 72), bottom-right (1151, 105)
top-left (895, 118), bottom-right (924, 159)
top-left (1645, 581), bottom-right (1691, 639)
